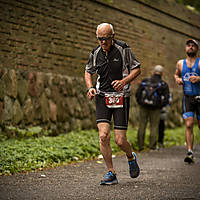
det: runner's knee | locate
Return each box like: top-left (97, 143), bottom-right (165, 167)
top-left (185, 118), bottom-right (194, 130)
top-left (185, 122), bottom-right (193, 130)
top-left (99, 131), bottom-right (110, 144)
top-left (115, 135), bottom-right (126, 147)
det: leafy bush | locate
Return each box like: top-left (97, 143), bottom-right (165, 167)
top-left (0, 126), bottom-right (46, 141)
top-left (0, 129), bottom-right (121, 175)
top-left (0, 126), bottom-right (199, 175)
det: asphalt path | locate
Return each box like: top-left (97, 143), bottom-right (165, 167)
top-left (0, 144), bottom-right (200, 200)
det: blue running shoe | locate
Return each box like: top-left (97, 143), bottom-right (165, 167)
top-left (128, 152), bottom-right (140, 178)
top-left (100, 171), bottom-right (118, 185)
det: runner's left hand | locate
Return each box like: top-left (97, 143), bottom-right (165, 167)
top-left (189, 76), bottom-right (200, 83)
top-left (111, 80), bottom-right (124, 91)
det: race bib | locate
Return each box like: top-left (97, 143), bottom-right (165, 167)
top-left (104, 93), bottom-right (124, 108)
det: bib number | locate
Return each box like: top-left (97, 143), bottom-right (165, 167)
top-left (105, 93), bottom-right (124, 108)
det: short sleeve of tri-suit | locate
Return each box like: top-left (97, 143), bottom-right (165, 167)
top-left (124, 46), bottom-right (141, 71)
top-left (85, 52), bottom-right (96, 74)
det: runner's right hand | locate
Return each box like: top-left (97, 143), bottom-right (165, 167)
top-left (87, 88), bottom-right (97, 100)
top-left (176, 77), bottom-right (183, 85)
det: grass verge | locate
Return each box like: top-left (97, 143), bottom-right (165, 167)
top-left (0, 125), bottom-right (199, 175)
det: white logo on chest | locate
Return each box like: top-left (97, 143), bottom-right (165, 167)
top-left (183, 72), bottom-right (198, 81)
top-left (113, 58), bottom-right (119, 62)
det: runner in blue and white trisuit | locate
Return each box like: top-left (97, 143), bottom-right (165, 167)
top-left (85, 23), bottom-right (141, 185)
top-left (174, 39), bottom-right (200, 163)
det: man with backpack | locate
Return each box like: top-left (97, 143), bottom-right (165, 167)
top-left (136, 65), bottom-right (170, 151)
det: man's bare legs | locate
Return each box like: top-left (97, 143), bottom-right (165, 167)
top-left (184, 117), bottom-right (195, 163)
top-left (114, 129), bottom-right (140, 178)
top-left (114, 129), bottom-right (133, 159)
top-left (185, 117), bottom-right (194, 151)
top-left (98, 123), bottom-right (114, 172)
top-left (98, 123), bottom-right (134, 172)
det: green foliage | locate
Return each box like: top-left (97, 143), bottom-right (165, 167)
top-left (0, 126), bottom-right (45, 141)
top-left (0, 129), bottom-right (120, 175)
top-left (127, 125), bottom-right (200, 150)
top-left (0, 126), bottom-right (199, 175)
top-left (106, 0), bottom-right (113, 3)
top-left (176, 0), bottom-right (200, 12)
top-left (165, 125), bottom-right (200, 146)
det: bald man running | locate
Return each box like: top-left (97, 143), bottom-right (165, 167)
top-left (85, 23), bottom-right (141, 185)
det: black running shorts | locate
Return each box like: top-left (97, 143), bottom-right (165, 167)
top-left (95, 94), bottom-right (130, 130)
top-left (182, 95), bottom-right (200, 120)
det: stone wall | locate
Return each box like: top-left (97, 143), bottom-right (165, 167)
top-left (0, 68), bottom-right (96, 134)
top-left (0, 67), bottom-right (183, 134)
top-left (0, 0), bottom-right (200, 133)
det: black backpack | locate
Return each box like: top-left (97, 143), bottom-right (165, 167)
top-left (135, 78), bottom-right (169, 108)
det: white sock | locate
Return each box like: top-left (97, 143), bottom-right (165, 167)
top-left (188, 149), bottom-right (193, 154)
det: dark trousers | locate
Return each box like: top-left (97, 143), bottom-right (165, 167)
top-left (137, 106), bottom-right (160, 150)
top-left (158, 119), bottom-right (165, 144)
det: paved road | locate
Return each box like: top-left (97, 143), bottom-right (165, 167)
top-left (0, 145), bottom-right (200, 200)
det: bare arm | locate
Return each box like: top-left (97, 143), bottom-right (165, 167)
top-left (84, 71), bottom-right (96, 100)
top-left (174, 60), bottom-right (184, 85)
top-left (112, 67), bottom-right (141, 91)
top-left (85, 71), bottom-right (93, 89)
